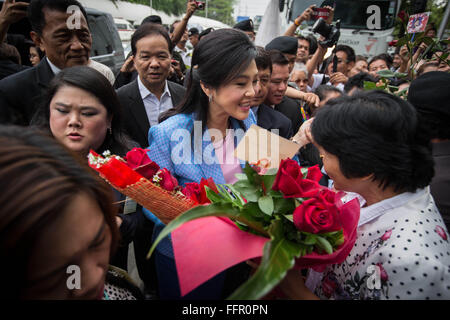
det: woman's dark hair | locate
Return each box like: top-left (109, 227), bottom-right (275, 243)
top-left (311, 90), bottom-right (434, 193)
top-left (31, 44), bottom-right (45, 60)
top-left (28, 0), bottom-right (88, 35)
top-left (344, 72), bottom-right (377, 93)
top-left (315, 84), bottom-right (342, 101)
top-left (131, 23), bottom-right (173, 55)
top-left (159, 28), bottom-right (256, 128)
top-left (0, 125), bottom-right (119, 299)
top-left (31, 66), bottom-right (134, 156)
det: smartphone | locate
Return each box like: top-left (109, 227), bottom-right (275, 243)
top-left (312, 7), bottom-right (330, 21)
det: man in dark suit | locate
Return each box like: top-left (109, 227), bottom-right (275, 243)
top-left (251, 47), bottom-right (293, 139)
top-left (264, 50), bottom-right (304, 135)
top-left (116, 23), bottom-right (186, 148)
top-left (0, 0), bottom-right (93, 125)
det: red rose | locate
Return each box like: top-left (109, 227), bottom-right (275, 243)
top-left (293, 194), bottom-right (342, 234)
top-left (159, 168), bottom-right (178, 192)
top-left (272, 159), bottom-right (321, 198)
top-left (306, 165), bottom-right (323, 182)
top-left (125, 148), bottom-right (160, 180)
top-left (183, 182), bottom-right (202, 203)
top-left (183, 178), bottom-right (219, 204)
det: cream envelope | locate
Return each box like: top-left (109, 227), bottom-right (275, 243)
top-left (234, 125), bottom-right (300, 169)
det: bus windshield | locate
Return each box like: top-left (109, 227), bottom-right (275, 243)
top-left (289, 0), bottom-right (398, 30)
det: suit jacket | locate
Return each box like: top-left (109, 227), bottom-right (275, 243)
top-left (0, 58), bottom-right (54, 125)
top-left (116, 79), bottom-right (186, 148)
top-left (254, 104), bottom-right (293, 139)
top-left (0, 60), bottom-right (29, 81)
top-left (274, 96), bottom-right (304, 135)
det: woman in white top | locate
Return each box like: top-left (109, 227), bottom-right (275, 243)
top-left (280, 90), bottom-right (450, 300)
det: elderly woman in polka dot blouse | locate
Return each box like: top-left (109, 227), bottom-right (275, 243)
top-left (279, 91), bottom-right (450, 300)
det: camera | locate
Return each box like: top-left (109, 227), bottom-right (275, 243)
top-left (312, 18), bottom-right (341, 48)
top-left (195, 1), bottom-right (205, 10)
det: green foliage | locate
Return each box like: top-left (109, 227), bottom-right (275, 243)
top-left (194, 0), bottom-right (236, 25)
top-left (147, 163), bottom-right (347, 299)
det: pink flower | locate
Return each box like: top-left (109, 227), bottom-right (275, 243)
top-left (435, 225), bottom-right (448, 241)
top-left (376, 263), bottom-right (389, 282)
top-left (381, 229), bottom-right (393, 241)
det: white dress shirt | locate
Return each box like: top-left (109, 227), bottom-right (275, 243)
top-left (137, 76), bottom-right (173, 127)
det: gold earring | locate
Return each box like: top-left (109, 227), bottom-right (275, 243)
top-left (319, 154), bottom-right (324, 159)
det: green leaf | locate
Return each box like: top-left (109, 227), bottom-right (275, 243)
top-left (243, 162), bottom-right (258, 185)
top-left (232, 179), bottom-right (261, 202)
top-left (273, 197), bottom-right (296, 215)
top-left (363, 81), bottom-right (377, 90)
top-left (234, 173), bottom-right (248, 181)
top-left (258, 195), bottom-right (274, 216)
top-left (268, 189), bottom-right (284, 198)
top-left (303, 234), bottom-right (317, 245)
top-left (260, 173), bottom-right (277, 192)
top-left (393, 72), bottom-right (407, 78)
top-left (147, 203), bottom-right (268, 260)
top-left (316, 236), bottom-right (333, 254)
top-left (205, 186), bottom-right (224, 204)
top-left (376, 69), bottom-right (396, 78)
top-left (227, 219), bottom-right (303, 300)
top-left (284, 214), bottom-right (294, 223)
top-left (225, 184), bottom-right (246, 207)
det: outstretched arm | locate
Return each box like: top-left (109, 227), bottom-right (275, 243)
top-left (171, 0), bottom-right (197, 47)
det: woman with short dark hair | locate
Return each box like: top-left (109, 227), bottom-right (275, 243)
top-left (280, 91), bottom-right (450, 300)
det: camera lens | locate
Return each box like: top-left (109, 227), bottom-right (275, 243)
top-left (198, 3), bottom-right (204, 9)
top-left (312, 18), bottom-right (332, 39)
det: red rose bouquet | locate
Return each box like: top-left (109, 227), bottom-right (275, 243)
top-left (88, 148), bottom-right (197, 224)
top-left (148, 159), bottom-right (360, 299)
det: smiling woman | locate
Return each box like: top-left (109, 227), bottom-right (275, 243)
top-left (144, 28), bottom-right (260, 300)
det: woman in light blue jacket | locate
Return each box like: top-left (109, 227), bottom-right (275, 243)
top-left (144, 28), bottom-right (260, 299)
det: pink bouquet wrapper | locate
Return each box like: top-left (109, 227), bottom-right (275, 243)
top-left (171, 198), bottom-right (360, 296)
top-left (172, 217), bottom-right (268, 297)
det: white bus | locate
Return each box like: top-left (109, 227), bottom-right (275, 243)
top-left (281, 0), bottom-right (402, 58)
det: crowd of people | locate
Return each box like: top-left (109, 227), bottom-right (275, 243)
top-left (0, 0), bottom-right (449, 300)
